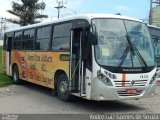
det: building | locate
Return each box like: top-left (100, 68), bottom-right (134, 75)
top-left (152, 5), bottom-right (160, 27)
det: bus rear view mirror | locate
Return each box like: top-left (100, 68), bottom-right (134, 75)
top-left (90, 33), bottom-right (98, 45)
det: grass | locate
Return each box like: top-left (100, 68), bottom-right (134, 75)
top-left (0, 46), bottom-right (12, 87)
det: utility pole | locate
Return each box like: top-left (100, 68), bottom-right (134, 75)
top-left (0, 17), bottom-right (8, 39)
top-left (54, 0), bottom-right (67, 19)
top-left (149, 0), bottom-right (153, 25)
top-left (41, 0), bottom-right (43, 22)
top-left (149, 0), bottom-right (160, 24)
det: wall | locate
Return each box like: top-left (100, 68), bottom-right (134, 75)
top-left (152, 5), bottom-right (160, 27)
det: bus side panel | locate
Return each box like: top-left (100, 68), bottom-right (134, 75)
top-left (11, 51), bottom-right (22, 77)
top-left (11, 51), bottom-right (70, 89)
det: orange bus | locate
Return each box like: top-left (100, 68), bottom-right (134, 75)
top-left (2, 14), bottom-right (157, 101)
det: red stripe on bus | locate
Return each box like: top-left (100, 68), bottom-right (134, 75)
top-left (122, 73), bottom-right (126, 87)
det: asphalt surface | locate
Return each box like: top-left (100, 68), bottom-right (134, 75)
top-left (0, 81), bottom-right (160, 120)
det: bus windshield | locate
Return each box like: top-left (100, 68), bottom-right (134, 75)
top-left (93, 19), bottom-right (155, 67)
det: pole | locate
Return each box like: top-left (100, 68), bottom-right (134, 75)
top-left (149, 0), bottom-right (153, 25)
top-left (58, 2), bottom-right (60, 19)
top-left (54, 0), bottom-right (67, 19)
top-left (41, 0), bottom-right (43, 21)
top-left (0, 17), bottom-right (7, 39)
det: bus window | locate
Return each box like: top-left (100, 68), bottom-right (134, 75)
top-left (156, 47), bottom-right (160, 56)
top-left (13, 31), bottom-right (22, 50)
top-left (52, 23), bottom-right (72, 51)
top-left (148, 25), bottom-right (160, 67)
top-left (22, 29), bottom-right (35, 50)
top-left (35, 26), bottom-right (51, 51)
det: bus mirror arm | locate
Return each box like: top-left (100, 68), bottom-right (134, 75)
top-left (90, 23), bottom-right (98, 45)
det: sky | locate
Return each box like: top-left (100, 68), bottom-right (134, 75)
top-left (44, 0), bottom-right (151, 21)
top-left (0, 0), bottom-right (152, 29)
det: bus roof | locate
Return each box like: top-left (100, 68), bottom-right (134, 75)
top-left (148, 24), bottom-right (160, 29)
top-left (6, 14), bottom-right (143, 33)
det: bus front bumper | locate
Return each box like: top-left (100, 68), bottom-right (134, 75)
top-left (90, 78), bottom-right (156, 101)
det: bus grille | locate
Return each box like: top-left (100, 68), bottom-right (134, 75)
top-left (117, 90), bottom-right (143, 96)
top-left (114, 80), bottom-right (148, 87)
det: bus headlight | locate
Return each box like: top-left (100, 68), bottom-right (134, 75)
top-left (101, 77), bottom-right (113, 86)
top-left (97, 71), bottom-right (113, 86)
top-left (150, 74), bottom-right (157, 84)
top-left (97, 71), bottom-right (105, 79)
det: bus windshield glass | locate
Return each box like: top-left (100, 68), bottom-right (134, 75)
top-left (92, 19), bottom-right (155, 67)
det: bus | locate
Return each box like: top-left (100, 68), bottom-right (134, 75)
top-left (148, 25), bottom-right (160, 70)
top-left (148, 25), bottom-right (160, 85)
top-left (2, 14), bottom-right (157, 101)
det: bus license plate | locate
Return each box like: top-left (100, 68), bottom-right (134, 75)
top-left (126, 89), bottom-right (137, 94)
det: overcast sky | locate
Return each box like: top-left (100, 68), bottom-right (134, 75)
top-left (0, 0), bottom-right (152, 29)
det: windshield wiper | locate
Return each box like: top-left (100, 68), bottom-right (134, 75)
top-left (126, 34), bottom-right (148, 67)
top-left (119, 34), bottom-right (148, 68)
top-left (119, 46), bottom-right (130, 67)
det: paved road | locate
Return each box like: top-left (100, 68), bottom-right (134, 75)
top-left (0, 82), bottom-right (160, 119)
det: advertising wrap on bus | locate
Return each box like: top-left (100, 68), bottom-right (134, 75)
top-left (11, 51), bottom-right (70, 88)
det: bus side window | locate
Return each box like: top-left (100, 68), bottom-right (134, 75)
top-left (35, 26), bottom-right (51, 51)
top-left (23, 29), bottom-right (35, 50)
top-left (52, 23), bottom-right (72, 51)
top-left (13, 31), bottom-right (23, 50)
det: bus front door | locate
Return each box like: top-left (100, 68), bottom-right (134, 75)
top-left (6, 37), bottom-right (12, 75)
top-left (70, 29), bottom-right (86, 97)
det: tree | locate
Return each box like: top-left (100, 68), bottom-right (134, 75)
top-left (7, 0), bottom-right (48, 26)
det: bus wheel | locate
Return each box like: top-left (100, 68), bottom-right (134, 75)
top-left (57, 74), bottom-right (71, 101)
top-left (13, 65), bottom-right (20, 84)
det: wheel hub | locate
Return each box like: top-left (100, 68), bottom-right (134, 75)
top-left (60, 81), bottom-right (68, 95)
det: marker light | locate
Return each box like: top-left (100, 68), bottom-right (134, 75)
top-left (104, 71), bottom-right (117, 79)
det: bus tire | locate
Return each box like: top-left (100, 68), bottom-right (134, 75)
top-left (12, 65), bottom-right (20, 84)
top-left (57, 74), bottom-right (71, 101)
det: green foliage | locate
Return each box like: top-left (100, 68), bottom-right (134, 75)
top-left (7, 0), bottom-right (48, 26)
top-left (0, 46), bottom-right (12, 87)
top-left (0, 47), bottom-right (2, 69)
